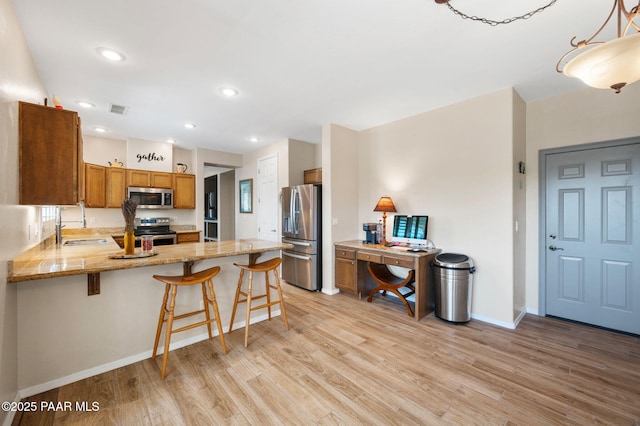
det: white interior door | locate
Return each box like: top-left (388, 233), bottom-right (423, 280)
top-left (545, 143), bottom-right (640, 335)
top-left (257, 154), bottom-right (278, 242)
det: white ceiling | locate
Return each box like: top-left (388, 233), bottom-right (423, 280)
top-left (12, 0), bottom-right (614, 153)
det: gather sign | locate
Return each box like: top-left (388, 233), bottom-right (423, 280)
top-left (126, 138), bottom-right (172, 172)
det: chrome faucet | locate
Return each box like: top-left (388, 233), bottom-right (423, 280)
top-left (55, 201), bottom-right (87, 244)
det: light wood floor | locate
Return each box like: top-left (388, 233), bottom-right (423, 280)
top-left (13, 284), bottom-right (640, 425)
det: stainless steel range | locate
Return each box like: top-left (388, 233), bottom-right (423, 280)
top-left (134, 217), bottom-right (177, 246)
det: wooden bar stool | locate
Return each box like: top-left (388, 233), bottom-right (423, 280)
top-left (366, 263), bottom-right (416, 317)
top-left (228, 257), bottom-right (289, 347)
top-left (152, 266), bottom-right (227, 379)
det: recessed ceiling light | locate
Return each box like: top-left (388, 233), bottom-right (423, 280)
top-left (167, 139), bottom-right (176, 144)
top-left (249, 137), bottom-right (260, 143)
top-left (219, 87), bottom-right (239, 97)
top-left (94, 127), bottom-right (107, 133)
top-left (76, 101), bottom-right (95, 108)
top-left (96, 47), bottom-right (126, 62)
top-left (184, 123), bottom-right (196, 129)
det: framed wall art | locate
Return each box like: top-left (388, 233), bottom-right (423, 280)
top-left (239, 179), bottom-right (253, 213)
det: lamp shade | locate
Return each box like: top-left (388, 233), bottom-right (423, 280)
top-left (374, 196), bottom-right (397, 213)
top-left (564, 32), bottom-right (640, 92)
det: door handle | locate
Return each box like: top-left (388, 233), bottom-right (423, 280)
top-left (548, 245), bottom-right (564, 251)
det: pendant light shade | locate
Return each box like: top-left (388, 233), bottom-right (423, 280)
top-left (563, 32), bottom-right (640, 93)
top-left (556, 0), bottom-right (640, 93)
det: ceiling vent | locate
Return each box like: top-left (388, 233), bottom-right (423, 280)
top-left (109, 103), bottom-right (129, 115)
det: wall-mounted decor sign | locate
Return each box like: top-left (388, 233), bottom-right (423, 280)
top-left (239, 179), bottom-right (253, 213)
top-left (126, 138), bottom-right (173, 172)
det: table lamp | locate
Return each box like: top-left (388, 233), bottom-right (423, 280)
top-left (373, 196), bottom-right (396, 245)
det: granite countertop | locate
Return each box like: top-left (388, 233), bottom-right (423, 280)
top-left (8, 236), bottom-right (292, 283)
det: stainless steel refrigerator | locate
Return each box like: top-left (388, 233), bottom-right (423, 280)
top-left (281, 184), bottom-right (322, 291)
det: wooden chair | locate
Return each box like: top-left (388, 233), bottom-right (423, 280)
top-left (152, 266), bottom-right (227, 379)
top-left (228, 257), bottom-right (290, 347)
top-left (366, 263), bottom-right (416, 316)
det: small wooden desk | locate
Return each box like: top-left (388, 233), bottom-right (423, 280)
top-left (334, 241), bottom-right (440, 321)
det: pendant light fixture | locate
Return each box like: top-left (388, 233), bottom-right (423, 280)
top-left (556, 0), bottom-right (640, 93)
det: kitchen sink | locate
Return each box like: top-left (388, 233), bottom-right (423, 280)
top-left (63, 238), bottom-right (108, 246)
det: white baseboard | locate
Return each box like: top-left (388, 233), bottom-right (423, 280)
top-left (1, 393), bottom-right (22, 426)
top-left (470, 312), bottom-right (517, 329)
top-left (322, 287), bottom-right (340, 295)
top-left (513, 309), bottom-right (527, 328)
top-left (469, 308), bottom-right (532, 329)
top-left (18, 311), bottom-right (279, 399)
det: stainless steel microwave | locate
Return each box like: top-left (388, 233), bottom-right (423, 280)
top-left (127, 187), bottom-right (173, 209)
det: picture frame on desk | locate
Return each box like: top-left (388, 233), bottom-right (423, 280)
top-left (239, 179), bottom-right (253, 213)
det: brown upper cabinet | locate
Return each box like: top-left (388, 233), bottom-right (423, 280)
top-left (173, 173), bottom-right (196, 209)
top-left (106, 167), bottom-right (127, 208)
top-left (84, 163), bottom-right (106, 208)
top-left (126, 169), bottom-right (173, 188)
top-left (151, 171), bottom-right (173, 188)
top-left (304, 168), bottom-right (322, 184)
top-left (19, 101), bottom-right (84, 205)
top-left (126, 169), bottom-right (150, 187)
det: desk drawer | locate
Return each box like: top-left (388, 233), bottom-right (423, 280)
top-left (357, 251), bottom-right (382, 263)
top-left (383, 255), bottom-right (414, 269)
top-left (335, 247), bottom-right (356, 260)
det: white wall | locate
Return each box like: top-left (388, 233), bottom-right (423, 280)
top-left (322, 124), bottom-right (359, 295)
top-left (356, 89), bottom-right (517, 325)
top-left (525, 83), bottom-right (640, 314)
top-left (288, 139), bottom-right (317, 186)
top-left (512, 91), bottom-right (527, 320)
top-left (0, 0), bottom-right (47, 422)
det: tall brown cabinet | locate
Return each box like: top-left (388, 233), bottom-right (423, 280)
top-left (19, 101), bottom-right (84, 205)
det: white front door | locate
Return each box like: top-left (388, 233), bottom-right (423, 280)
top-left (545, 142), bottom-right (640, 334)
top-left (257, 154), bottom-right (279, 242)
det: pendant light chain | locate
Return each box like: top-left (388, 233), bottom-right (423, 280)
top-left (443, 0), bottom-right (557, 26)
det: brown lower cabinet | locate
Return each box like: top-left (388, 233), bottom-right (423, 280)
top-left (177, 231), bottom-right (200, 243)
top-left (335, 246), bottom-right (357, 295)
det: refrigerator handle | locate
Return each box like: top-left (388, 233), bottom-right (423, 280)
top-left (289, 187), bottom-right (294, 234)
top-left (292, 187), bottom-right (299, 235)
top-left (283, 251), bottom-right (312, 261)
top-left (282, 238), bottom-right (311, 247)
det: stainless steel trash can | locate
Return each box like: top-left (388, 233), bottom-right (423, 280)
top-left (432, 253), bottom-right (476, 323)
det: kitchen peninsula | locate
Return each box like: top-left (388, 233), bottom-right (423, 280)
top-left (9, 236), bottom-right (293, 394)
top-left (8, 236), bottom-right (291, 283)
